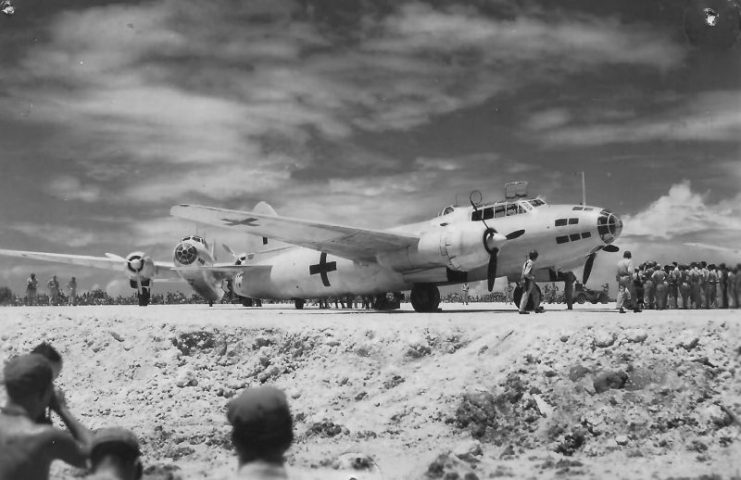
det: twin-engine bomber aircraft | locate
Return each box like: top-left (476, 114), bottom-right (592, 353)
top-left (0, 235), bottom-right (231, 306)
top-left (170, 191), bottom-right (623, 312)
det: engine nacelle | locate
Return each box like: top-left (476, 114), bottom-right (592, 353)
top-left (125, 251), bottom-right (155, 281)
top-left (174, 242), bottom-right (199, 265)
top-left (377, 223), bottom-right (490, 273)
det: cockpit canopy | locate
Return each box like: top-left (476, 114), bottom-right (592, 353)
top-left (181, 235), bottom-right (207, 246)
top-left (470, 198), bottom-right (546, 221)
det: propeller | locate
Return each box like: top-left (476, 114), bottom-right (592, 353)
top-left (479, 222), bottom-right (526, 292)
top-left (582, 244), bottom-right (620, 284)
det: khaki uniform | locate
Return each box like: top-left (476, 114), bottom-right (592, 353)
top-left (615, 258), bottom-right (633, 311)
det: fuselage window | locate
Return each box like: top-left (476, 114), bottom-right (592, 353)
top-left (568, 218), bottom-right (579, 225)
top-left (569, 233), bottom-right (580, 242)
top-left (506, 204), bottom-right (518, 216)
top-left (472, 210), bottom-right (482, 221)
top-left (556, 236), bottom-right (569, 244)
top-left (555, 219), bottom-right (567, 227)
top-left (572, 206), bottom-right (583, 211)
top-left (581, 232), bottom-right (591, 239)
top-left (494, 205), bottom-right (506, 218)
top-left (483, 207), bottom-right (494, 220)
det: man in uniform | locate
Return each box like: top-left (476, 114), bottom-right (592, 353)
top-left (461, 283), bottom-right (469, 305)
top-left (67, 277), bottom-right (77, 306)
top-left (0, 354), bottom-right (92, 480)
top-left (642, 263), bottom-right (655, 309)
top-left (47, 276), bottom-right (60, 306)
top-left (226, 386), bottom-right (294, 478)
top-left (615, 251), bottom-right (633, 314)
top-left (705, 264), bottom-right (718, 308)
top-left (718, 263), bottom-right (729, 308)
top-left (678, 265), bottom-right (691, 309)
top-left (29, 343), bottom-right (63, 425)
top-left (652, 266), bottom-right (668, 310)
top-left (518, 250), bottom-right (541, 314)
top-left (87, 428), bottom-right (143, 480)
top-left (667, 263), bottom-right (679, 309)
top-left (26, 273), bottom-right (38, 306)
top-left (733, 264), bottom-right (741, 308)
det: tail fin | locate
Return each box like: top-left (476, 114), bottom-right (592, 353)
top-left (244, 201), bottom-right (279, 252)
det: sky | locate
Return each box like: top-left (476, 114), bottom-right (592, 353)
top-left (0, 0), bottom-right (739, 297)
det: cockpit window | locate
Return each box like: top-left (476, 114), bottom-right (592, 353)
top-left (529, 199), bottom-right (545, 207)
top-left (438, 206), bottom-right (455, 217)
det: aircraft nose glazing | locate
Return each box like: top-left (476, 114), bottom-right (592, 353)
top-left (597, 209), bottom-right (622, 244)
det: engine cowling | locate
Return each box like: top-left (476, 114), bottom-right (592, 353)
top-left (125, 251), bottom-right (155, 281)
top-left (377, 223), bottom-right (491, 272)
top-left (174, 242), bottom-right (199, 265)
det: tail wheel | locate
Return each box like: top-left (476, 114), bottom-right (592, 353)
top-left (410, 284), bottom-right (440, 312)
top-left (576, 293), bottom-right (587, 304)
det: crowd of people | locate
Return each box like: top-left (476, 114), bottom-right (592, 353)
top-left (23, 274), bottom-right (78, 307)
top-left (0, 343), bottom-right (372, 480)
top-left (616, 252), bottom-right (741, 313)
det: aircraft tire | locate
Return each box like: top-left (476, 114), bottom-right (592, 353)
top-left (512, 284), bottom-right (542, 311)
top-left (576, 293), bottom-right (587, 304)
top-left (137, 289), bottom-right (150, 307)
top-left (410, 284), bottom-right (440, 312)
top-left (294, 299), bottom-right (305, 310)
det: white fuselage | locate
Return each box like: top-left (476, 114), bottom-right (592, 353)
top-left (232, 202), bottom-right (621, 299)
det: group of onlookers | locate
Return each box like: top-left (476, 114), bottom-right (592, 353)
top-left (1, 343), bottom-right (376, 480)
top-left (24, 273), bottom-right (77, 306)
top-left (617, 252), bottom-right (740, 313)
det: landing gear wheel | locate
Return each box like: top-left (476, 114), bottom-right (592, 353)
top-left (512, 284), bottom-right (542, 311)
top-left (576, 293), bottom-right (587, 304)
top-left (241, 297), bottom-right (254, 307)
top-left (137, 288), bottom-right (151, 307)
top-left (294, 299), bottom-right (305, 310)
top-left (410, 284), bottom-right (440, 312)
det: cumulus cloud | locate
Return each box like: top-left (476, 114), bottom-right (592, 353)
top-left (48, 176), bottom-right (101, 202)
top-left (1, 0), bottom-right (687, 206)
top-left (622, 180), bottom-right (741, 240)
top-left (8, 223), bottom-right (99, 248)
top-left (540, 91), bottom-right (741, 146)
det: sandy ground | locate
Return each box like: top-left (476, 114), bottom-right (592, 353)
top-left (0, 302), bottom-right (740, 480)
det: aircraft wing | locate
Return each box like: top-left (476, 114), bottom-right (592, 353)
top-left (170, 264), bottom-right (272, 273)
top-left (0, 248), bottom-right (182, 281)
top-left (171, 205), bottom-right (420, 262)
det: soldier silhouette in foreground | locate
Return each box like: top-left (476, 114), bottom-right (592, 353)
top-left (87, 428), bottom-right (143, 480)
top-left (0, 354), bottom-right (92, 480)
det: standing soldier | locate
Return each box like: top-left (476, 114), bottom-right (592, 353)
top-left (667, 263), bottom-right (679, 309)
top-left (643, 263), bottom-right (655, 309)
top-left (615, 251), bottom-right (633, 314)
top-left (718, 263), bottom-right (729, 309)
top-left (689, 263), bottom-right (702, 308)
top-left (632, 267), bottom-right (644, 312)
top-left (518, 250), bottom-right (541, 314)
top-left (66, 277), bottom-right (77, 306)
top-left (705, 264), bottom-right (718, 309)
top-left (461, 283), bottom-right (469, 305)
top-left (733, 264), bottom-right (741, 309)
top-left (47, 275), bottom-right (60, 306)
top-left (678, 265), bottom-right (691, 309)
top-left (25, 273), bottom-right (38, 306)
top-left (652, 266), bottom-right (668, 310)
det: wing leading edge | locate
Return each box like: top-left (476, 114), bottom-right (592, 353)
top-left (0, 248), bottom-right (182, 281)
top-left (170, 205), bottom-right (420, 262)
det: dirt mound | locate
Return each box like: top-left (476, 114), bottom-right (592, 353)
top-left (0, 306), bottom-right (739, 479)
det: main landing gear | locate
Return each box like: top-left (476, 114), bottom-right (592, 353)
top-left (410, 284), bottom-right (440, 313)
top-left (131, 279), bottom-right (151, 307)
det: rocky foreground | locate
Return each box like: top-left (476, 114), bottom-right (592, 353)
top-left (0, 304), bottom-right (740, 479)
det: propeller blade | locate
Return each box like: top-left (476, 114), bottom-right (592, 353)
top-left (487, 249), bottom-right (499, 292)
top-left (222, 243), bottom-right (236, 258)
top-left (583, 252), bottom-right (597, 284)
top-left (505, 229), bottom-right (525, 240)
top-left (603, 245), bottom-right (619, 253)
